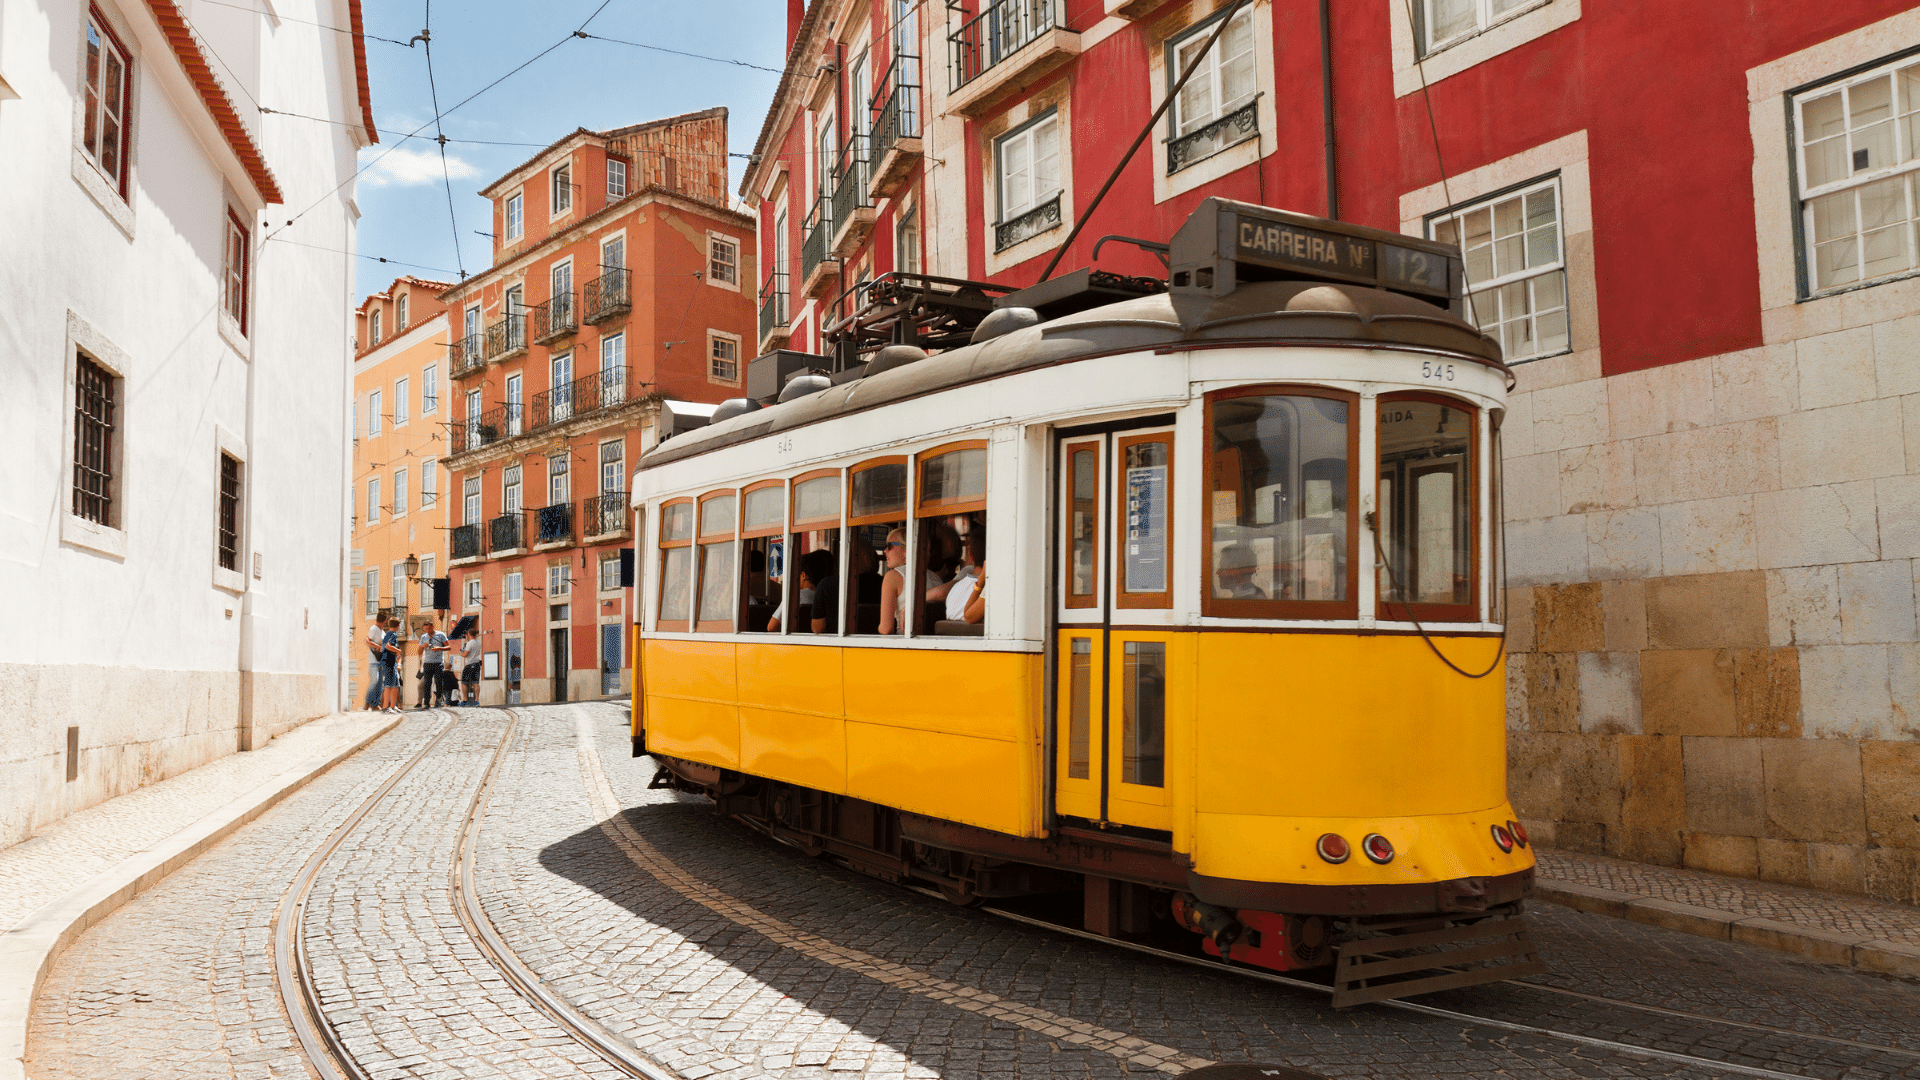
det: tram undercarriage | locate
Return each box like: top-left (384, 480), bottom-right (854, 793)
top-left (648, 753), bottom-right (1545, 1007)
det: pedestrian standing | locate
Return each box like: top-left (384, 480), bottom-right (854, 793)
top-left (459, 629), bottom-right (482, 704)
top-left (362, 619), bottom-right (385, 711)
top-left (380, 618), bottom-right (404, 713)
top-left (417, 617), bottom-right (446, 710)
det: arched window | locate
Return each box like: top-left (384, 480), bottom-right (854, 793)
top-left (738, 479), bottom-right (786, 633)
top-left (847, 457), bottom-right (909, 634)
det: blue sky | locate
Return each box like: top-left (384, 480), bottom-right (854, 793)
top-left (345, 0), bottom-right (785, 300)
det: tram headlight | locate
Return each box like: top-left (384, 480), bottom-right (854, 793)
top-left (1491, 823), bottom-right (1514, 853)
top-left (1361, 833), bottom-right (1394, 865)
top-left (1316, 833), bottom-right (1351, 864)
top-left (1508, 820), bottom-right (1529, 849)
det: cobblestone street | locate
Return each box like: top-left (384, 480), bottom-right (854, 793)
top-left (22, 703), bottom-right (1920, 1080)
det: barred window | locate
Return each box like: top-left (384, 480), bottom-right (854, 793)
top-left (1794, 55), bottom-right (1920, 294)
top-left (709, 335), bottom-right (740, 383)
top-left (217, 453), bottom-right (241, 570)
top-left (73, 354), bottom-right (116, 525)
top-left (709, 236), bottom-right (739, 285)
top-left (1429, 176), bottom-right (1568, 363)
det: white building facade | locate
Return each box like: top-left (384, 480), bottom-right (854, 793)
top-left (0, 0), bottom-right (376, 847)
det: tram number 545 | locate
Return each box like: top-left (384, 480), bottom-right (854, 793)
top-left (1421, 361), bottom-right (1456, 382)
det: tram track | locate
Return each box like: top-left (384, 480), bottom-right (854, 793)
top-left (269, 708), bottom-right (679, 1080)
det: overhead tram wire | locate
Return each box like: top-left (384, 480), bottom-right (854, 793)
top-left (259, 107), bottom-right (758, 160)
top-left (572, 31), bottom-right (784, 74)
top-left (195, 0), bottom-right (418, 46)
top-left (263, 236), bottom-right (461, 276)
top-left (418, 1), bottom-right (466, 280)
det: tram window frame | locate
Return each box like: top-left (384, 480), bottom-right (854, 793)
top-left (656, 497), bottom-right (695, 632)
top-left (1375, 391), bottom-right (1479, 624)
top-left (913, 440), bottom-right (989, 637)
top-left (1062, 438), bottom-right (1102, 610)
top-left (738, 479), bottom-right (787, 634)
top-left (1201, 385), bottom-right (1360, 621)
top-left (787, 468), bottom-right (845, 635)
top-left (694, 489), bottom-right (739, 633)
top-left (849, 456), bottom-right (911, 635)
top-left (1115, 431), bottom-right (1175, 610)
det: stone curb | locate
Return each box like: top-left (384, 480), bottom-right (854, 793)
top-left (0, 714), bottom-right (402, 1080)
top-left (1536, 878), bottom-right (1920, 981)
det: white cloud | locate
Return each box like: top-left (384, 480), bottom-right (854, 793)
top-left (359, 146), bottom-right (481, 188)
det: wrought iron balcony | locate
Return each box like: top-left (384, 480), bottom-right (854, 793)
top-left (451, 403), bottom-right (524, 454)
top-left (832, 134), bottom-right (871, 237)
top-left (533, 502), bottom-right (574, 545)
top-left (1167, 99), bottom-right (1259, 175)
top-left (950, 0), bottom-right (1064, 93)
top-left (449, 335), bottom-right (485, 379)
top-left (760, 272), bottom-right (790, 345)
top-left (450, 523), bottom-right (484, 561)
top-left (994, 192), bottom-right (1063, 252)
top-left (583, 269), bottom-right (630, 324)
top-left (527, 292), bottom-right (577, 344)
top-left (531, 364), bottom-right (635, 430)
top-left (583, 492), bottom-right (630, 538)
top-left (489, 512), bottom-right (525, 553)
top-left (483, 314), bottom-right (525, 361)
top-left (801, 198), bottom-right (837, 296)
top-left (872, 58), bottom-right (922, 154)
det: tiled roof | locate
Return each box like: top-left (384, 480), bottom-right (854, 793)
top-left (142, 0), bottom-right (283, 203)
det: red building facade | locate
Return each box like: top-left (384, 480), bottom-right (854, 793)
top-left (744, 3), bottom-right (1920, 901)
top-left (443, 108), bottom-right (755, 704)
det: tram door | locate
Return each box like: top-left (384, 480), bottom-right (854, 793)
top-left (1053, 426), bottom-right (1176, 834)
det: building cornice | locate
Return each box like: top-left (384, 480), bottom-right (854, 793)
top-left (353, 311), bottom-right (449, 370)
top-left (141, 0), bottom-right (284, 203)
top-left (739, 0), bottom-right (837, 199)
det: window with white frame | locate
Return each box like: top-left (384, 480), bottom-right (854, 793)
top-left (995, 112), bottom-right (1060, 240)
top-left (422, 364), bottom-right (438, 413)
top-left (395, 293), bottom-right (409, 331)
top-left (1418, 0), bottom-right (1539, 57)
top-left (466, 576), bottom-right (482, 608)
top-left (463, 475), bottom-right (481, 525)
top-left (391, 565), bottom-right (404, 611)
top-left (709, 333), bottom-right (740, 383)
top-left (505, 193), bottom-right (524, 239)
top-left (223, 212), bottom-right (250, 332)
top-left (549, 353), bottom-right (572, 422)
top-left (1428, 176), bottom-right (1568, 363)
top-left (505, 569), bottom-right (522, 603)
top-left (369, 310), bottom-right (383, 345)
top-left (421, 458), bottom-right (437, 508)
top-left (600, 554), bottom-right (622, 593)
top-left (503, 463), bottom-right (522, 514)
top-left (548, 452), bottom-right (569, 506)
top-left (393, 467), bottom-right (408, 517)
top-left (367, 477), bottom-right (381, 524)
top-left (393, 376), bottom-right (409, 427)
top-left (897, 206), bottom-right (921, 275)
top-left (608, 158), bottom-right (628, 198)
top-left (365, 569), bottom-right (379, 615)
top-left (506, 373), bottom-right (523, 435)
top-left (81, 12), bottom-right (133, 195)
top-left (602, 236), bottom-right (626, 271)
top-left (552, 163), bottom-right (573, 213)
top-left (600, 439), bottom-right (623, 494)
top-left (418, 555), bottom-right (435, 608)
top-left (1794, 55), bottom-right (1920, 295)
top-left (549, 562), bottom-right (571, 598)
top-left (709, 235), bottom-right (739, 285)
top-left (1169, 8), bottom-right (1256, 146)
top-left (601, 332), bottom-right (625, 376)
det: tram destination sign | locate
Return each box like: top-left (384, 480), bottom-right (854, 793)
top-left (1230, 211), bottom-right (1454, 300)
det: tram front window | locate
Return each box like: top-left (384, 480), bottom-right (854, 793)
top-left (1206, 389), bottom-right (1353, 617)
top-left (1377, 395), bottom-right (1476, 620)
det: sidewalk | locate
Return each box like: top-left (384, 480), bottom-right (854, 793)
top-left (0, 710), bottom-right (400, 1080)
top-left (1535, 848), bottom-right (1920, 979)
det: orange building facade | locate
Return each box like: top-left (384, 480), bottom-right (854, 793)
top-left (440, 108), bottom-right (755, 704)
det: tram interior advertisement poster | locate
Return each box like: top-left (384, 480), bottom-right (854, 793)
top-left (1126, 461), bottom-right (1167, 592)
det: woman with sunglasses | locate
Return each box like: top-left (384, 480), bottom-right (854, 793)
top-left (877, 529), bottom-right (910, 635)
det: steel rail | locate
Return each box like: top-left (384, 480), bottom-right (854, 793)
top-left (449, 708), bottom-right (682, 1080)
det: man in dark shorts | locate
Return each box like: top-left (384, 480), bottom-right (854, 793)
top-left (459, 629), bottom-right (482, 703)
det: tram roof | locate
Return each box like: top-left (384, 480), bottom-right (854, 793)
top-left (638, 278), bottom-right (1505, 472)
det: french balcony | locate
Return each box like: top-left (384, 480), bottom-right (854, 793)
top-left (531, 364), bottom-right (636, 430)
top-left (449, 335), bottom-right (485, 379)
top-left (450, 403), bottom-right (523, 455)
top-left (450, 523), bottom-right (484, 562)
top-left (489, 512), bottom-right (526, 555)
top-left (868, 63), bottom-right (923, 201)
top-left (527, 292), bottom-right (577, 345)
top-left (1167, 99), bottom-right (1260, 175)
top-left (995, 192), bottom-right (1064, 253)
top-left (947, 0), bottom-right (1079, 118)
top-left (532, 502), bottom-right (574, 548)
top-left (800, 199), bottom-right (839, 300)
top-left (583, 269), bottom-right (630, 324)
top-left (759, 272), bottom-right (791, 352)
top-left (483, 314), bottom-right (525, 362)
top-left (582, 492), bottom-right (630, 539)
top-left (831, 135), bottom-right (876, 258)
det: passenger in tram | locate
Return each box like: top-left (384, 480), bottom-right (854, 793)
top-left (1215, 543), bottom-right (1268, 600)
top-left (944, 532), bottom-right (987, 622)
top-left (801, 548), bottom-right (839, 634)
top-left (878, 528), bottom-right (910, 634)
top-left (766, 548), bottom-right (826, 632)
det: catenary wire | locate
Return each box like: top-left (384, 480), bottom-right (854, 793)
top-left (419, 3), bottom-right (466, 279)
top-left (266, 235), bottom-right (462, 276)
top-left (573, 30), bottom-right (784, 74)
top-left (258, 106), bottom-right (757, 158)
top-left (195, 0), bottom-right (417, 46)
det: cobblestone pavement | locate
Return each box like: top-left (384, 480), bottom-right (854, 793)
top-left (26, 701), bottom-right (1920, 1080)
top-left (1536, 850), bottom-right (1920, 948)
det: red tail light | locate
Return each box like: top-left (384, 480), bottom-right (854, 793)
top-left (1316, 833), bottom-right (1350, 864)
top-left (1361, 833), bottom-right (1394, 864)
top-left (1508, 820), bottom-right (1529, 848)
top-left (1491, 824), bottom-right (1514, 853)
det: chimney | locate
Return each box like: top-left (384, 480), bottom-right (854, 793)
top-left (788, 0), bottom-right (805, 53)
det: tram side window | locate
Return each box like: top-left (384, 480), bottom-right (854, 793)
top-left (696, 492), bottom-right (737, 632)
top-left (1377, 394), bottom-right (1476, 622)
top-left (915, 444), bottom-right (988, 637)
top-left (1205, 389), bottom-right (1355, 619)
top-left (1064, 442), bottom-right (1100, 608)
top-left (739, 482), bottom-right (785, 633)
top-left (780, 472), bottom-right (842, 634)
top-left (849, 460), bottom-right (908, 634)
top-left (657, 500), bottom-right (694, 631)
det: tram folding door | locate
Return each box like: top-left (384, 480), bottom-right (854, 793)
top-left (1053, 425), bottom-right (1180, 835)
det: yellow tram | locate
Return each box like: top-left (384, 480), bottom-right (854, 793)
top-left (630, 199), bottom-right (1540, 1005)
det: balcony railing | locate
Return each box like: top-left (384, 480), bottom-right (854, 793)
top-left (533, 502), bottom-right (574, 545)
top-left (583, 492), bottom-right (630, 537)
top-left (450, 335), bottom-right (485, 379)
top-left (451, 523), bottom-right (484, 561)
top-left (489, 512), bottom-right (525, 553)
top-left (802, 198), bottom-right (834, 287)
top-left (451, 403), bottom-right (524, 454)
top-left (950, 0), bottom-right (1063, 92)
top-left (760, 272), bottom-right (790, 342)
top-left (527, 292), bottom-right (577, 344)
top-left (484, 314), bottom-right (525, 360)
top-left (1167, 98), bottom-right (1260, 175)
top-left (531, 364), bottom-right (635, 430)
top-left (583, 269), bottom-right (630, 324)
top-left (832, 134), bottom-right (871, 233)
top-left (995, 192), bottom-right (1064, 252)
top-left (872, 57), bottom-right (922, 152)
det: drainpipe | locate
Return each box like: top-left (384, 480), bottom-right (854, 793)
top-left (1319, 0), bottom-right (1338, 220)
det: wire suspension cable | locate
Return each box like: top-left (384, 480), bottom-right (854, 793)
top-left (419, 6), bottom-right (466, 279)
top-left (1364, 507), bottom-right (1506, 679)
top-left (573, 31), bottom-right (784, 74)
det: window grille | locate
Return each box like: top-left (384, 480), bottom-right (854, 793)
top-left (73, 354), bottom-right (116, 525)
top-left (217, 453), bottom-right (241, 570)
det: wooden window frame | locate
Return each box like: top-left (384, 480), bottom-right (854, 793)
top-left (789, 468), bottom-right (843, 529)
top-left (1375, 390), bottom-right (1480, 625)
top-left (606, 154), bottom-right (630, 198)
top-left (741, 478), bottom-right (788, 539)
top-left (695, 488), bottom-right (738, 632)
top-left (1114, 431), bottom-right (1174, 611)
top-left (82, 8), bottom-right (134, 197)
top-left (1201, 384), bottom-right (1360, 621)
top-left (223, 210), bottom-right (250, 333)
top-left (914, 440), bottom-right (988, 518)
top-left (655, 497), bottom-right (695, 632)
top-left (847, 456), bottom-right (910, 527)
top-left (1061, 437), bottom-right (1101, 610)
